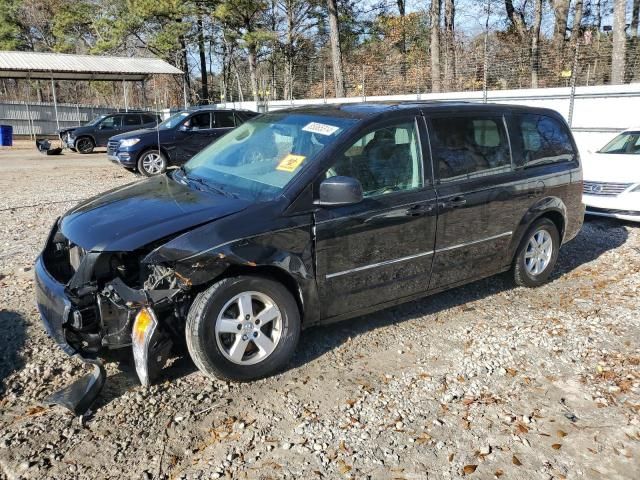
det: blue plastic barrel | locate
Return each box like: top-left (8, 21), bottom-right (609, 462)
top-left (0, 125), bottom-right (13, 147)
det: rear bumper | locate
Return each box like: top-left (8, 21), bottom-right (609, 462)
top-left (35, 255), bottom-right (76, 356)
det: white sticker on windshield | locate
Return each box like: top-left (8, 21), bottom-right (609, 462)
top-left (302, 122), bottom-right (340, 136)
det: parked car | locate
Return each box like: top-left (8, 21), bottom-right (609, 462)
top-left (107, 108), bottom-right (259, 176)
top-left (36, 102), bottom-right (584, 411)
top-left (582, 127), bottom-right (640, 222)
top-left (59, 111), bottom-right (161, 154)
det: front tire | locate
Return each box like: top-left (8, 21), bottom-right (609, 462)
top-left (75, 137), bottom-right (94, 154)
top-left (513, 218), bottom-right (560, 287)
top-left (186, 276), bottom-right (301, 382)
top-left (137, 149), bottom-right (167, 176)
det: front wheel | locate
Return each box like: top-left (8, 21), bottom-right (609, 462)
top-left (137, 149), bottom-right (167, 176)
top-left (75, 137), bottom-right (94, 154)
top-left (186, 276), bottom-right (301, 382)
top-left (512, 218), bottom-right (560, 287)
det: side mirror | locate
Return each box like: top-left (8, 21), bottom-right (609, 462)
top-left (316, 176), bottom-right (363, 206)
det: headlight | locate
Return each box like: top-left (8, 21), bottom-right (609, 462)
top-left (119, 138), bottom-right (140, 147)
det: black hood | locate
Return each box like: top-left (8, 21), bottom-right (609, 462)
top-left (109, 128), bottom-right (158, 142)
top-left (60, 175), bottom-right (250, 252)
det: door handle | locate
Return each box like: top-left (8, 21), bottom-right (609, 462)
top-left (406, 203), bottom-right (435, 216)
top-left (440, 196), bottom-right (467, 209)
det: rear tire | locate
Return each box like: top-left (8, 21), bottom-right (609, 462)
top-left (137, 149), bottom-right (167, 176)
top-left (513, 218), bottom-right (560, 287)
top-left (186, 276), bottom-right (300, 382)
top-left (75, 137), bottom-right (94, 154)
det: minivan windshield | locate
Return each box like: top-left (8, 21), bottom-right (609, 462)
top-left (182, 113), bottom-right (357, 201)
top-left (598, 131), bottom-right (640, 154)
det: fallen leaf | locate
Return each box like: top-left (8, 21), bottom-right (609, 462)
top-left (557, 430), bottom-right (567, 438)
top-left (552, 443), bottom-right (562, 450)
top-left (506, 368), bottom-right (517, 376)
top-left (448, 453), bottom-right (454, 462)
top-left (495, 469), bottom-right (504, 477)
top-left (516, 423), bottom-right (529, 434)
top-left (337, 459), bottom-right (352, 474)
top-left (25, 405), bottom-right (46, 416)
top-left (463, 464), bottom-right (477, 474)
top-left (512, 455), bottom-right (522, 466)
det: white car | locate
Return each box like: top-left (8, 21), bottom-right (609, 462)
top-left (582, 127), bottom-right (640, 222)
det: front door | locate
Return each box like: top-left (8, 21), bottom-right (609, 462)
top-left (178, 112), bottom-right (214, 160)
top-left (427, 113), bottom-right (519, 290)
top-left (314, 116), bottom-right (438, 319)
top-left (96, 115), bottom-right (122, 145)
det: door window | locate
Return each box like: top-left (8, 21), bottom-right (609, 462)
top-left (515, 114), bottom-right (576, 165)
top-left (101, 115), bottom-right (122, 129)
top-left (430, 115), bottom-right (511, 181)
top-left (141, 114), bottom-right (157, 124)
top-left (187, 113), bottom-right (212, 130)
top-left (123, 115), bottom-right (141, 126)
top-left (328, 121), bottom-right (423, 197)
top-left (214, 111), bottom-right (236, 128)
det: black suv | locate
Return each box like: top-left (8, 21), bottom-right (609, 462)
top-left (59, 112), bottom-right (161, 154)
top-left (36, 102), bottom-right (584, 408)
top-left (107, 108), bottom-right (258, 176)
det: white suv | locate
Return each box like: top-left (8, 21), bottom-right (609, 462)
top-left (582, 127), bottom-right (640, 222)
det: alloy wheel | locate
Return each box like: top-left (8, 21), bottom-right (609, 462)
top-left (76, 138), bottom-right (93, 154)
top-left (214, 291), bottom-right (282, 365)
top-left (141, 152), bottom-right (164, 175)
top-left (524, 229), bottom-right (553, 276)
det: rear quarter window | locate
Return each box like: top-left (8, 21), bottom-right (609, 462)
top-left (514, 114), bottom-right (576, 167)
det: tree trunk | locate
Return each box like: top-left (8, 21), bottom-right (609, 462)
top-left (551, 0), bottom-right (570, 51)
top-left (180, 36), bottom-right (191, 104)
top-left (430, 0), bottom-right (442, 93)
top-left (632, 0), bottom-right (640, 37)
top-left (197, 13), bottom-right (209, 103)
top-left (531, 0), bottom-right (543, 88)
top-left (443, 0), bottom-right (455, 91)
top-left (397, 0), bottom-right (407, 80)
top-left (326, 0), bottom-right (345, 97)
top-left (504, 0), bottom-right (527, 39)
top-left (569, 0), bottom-right (584, 50)
top-left (284, 1), bottom-right (295, 100)
top-left (247, 45), bottom-right (259, 103)
top-left (611, 0), bottom-right (627, 84)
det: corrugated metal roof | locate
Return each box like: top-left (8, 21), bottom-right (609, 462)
top-left (0, 51), bottom-right (182, 80)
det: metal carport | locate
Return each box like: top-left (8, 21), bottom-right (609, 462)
top-left (0, 51), bottom-right (183, 132)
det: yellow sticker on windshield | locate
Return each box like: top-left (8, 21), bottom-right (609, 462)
top-left (276, 154), bottom-right (306, 172)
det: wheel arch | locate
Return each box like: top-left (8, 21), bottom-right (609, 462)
top-left (509, 197), bottom-right (567, 263)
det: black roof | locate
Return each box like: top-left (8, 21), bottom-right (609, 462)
top-left (271, 101), bottom-right (561, 120)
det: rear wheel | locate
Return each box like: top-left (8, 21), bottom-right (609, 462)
top-left (513, 218), bottom-right (560, 287)
top-left (75, 137), bottom-right (94, 154)
top-left (137, 149), bottom-right (167, 176)
top-left (186, 276), bottom-right (300, 382)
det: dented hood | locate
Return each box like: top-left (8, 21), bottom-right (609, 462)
top-left (60, 175), bottom-right (250, 252)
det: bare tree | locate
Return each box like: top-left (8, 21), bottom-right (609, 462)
top-left (430, 0), bottom-right (442, 92)
top-left (632, 0), bottom-right (640, 37)
top-left (326, 0), bottom-right (345, 97)
top-left (196, 12), bottom-right (209, 103)
top-left (611, 0), bottom-right (627, 84)
top-left (531, 0), bottom-right (543, 87)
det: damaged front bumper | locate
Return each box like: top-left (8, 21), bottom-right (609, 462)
top-left (35, 256), bottom-right (106, 414)
top-left (35, 231), bottom-right (178, 414)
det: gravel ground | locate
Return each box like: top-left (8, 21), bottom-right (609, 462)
top-left (1, 150), bottom-right (639, 480)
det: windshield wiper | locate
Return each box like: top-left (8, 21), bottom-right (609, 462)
top-left (186, 175), bottom-right (238, 198)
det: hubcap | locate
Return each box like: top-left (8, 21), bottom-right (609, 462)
top-left (215, 291), bottom-right (282, 365)
top-left (524, 229), bottom-right (553, 276)
top-left (142, 152), bottom-right (164, 174)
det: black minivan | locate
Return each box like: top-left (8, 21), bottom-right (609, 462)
top-left (36, 102), bottom-right (584, 401)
